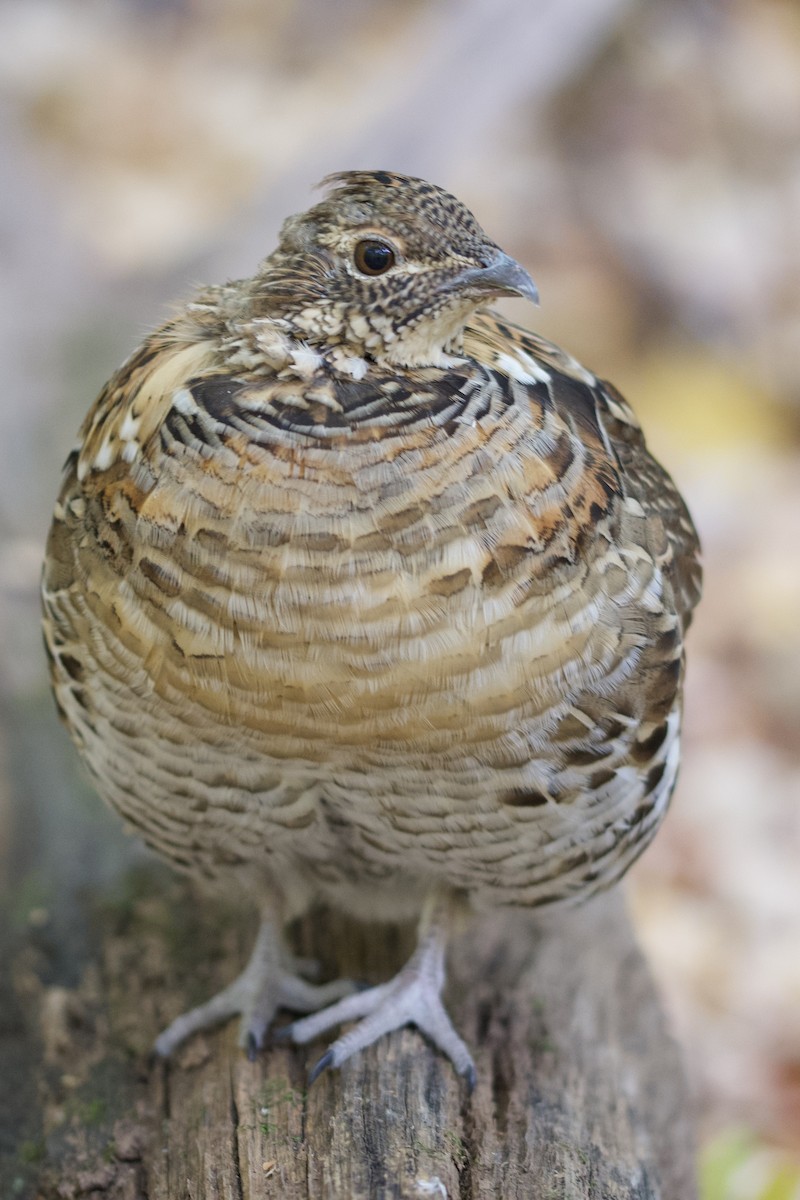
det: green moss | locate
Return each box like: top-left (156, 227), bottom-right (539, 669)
top-left (256, 1079), bottom-right (303, 1138)
top-left (444, 1128), bottom-right (469, 1169)
top-left (77, 1097), bottom-right (107, 1126)
top-left (258, 1078), bottom-right (302, 1108)
top-left (18, 1139), bottom-right (45, 1164)
top-left (7, 873), bottom-right (54, 931)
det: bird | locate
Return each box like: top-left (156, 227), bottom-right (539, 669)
top-left (41, 170), bottom-right (701, 1086)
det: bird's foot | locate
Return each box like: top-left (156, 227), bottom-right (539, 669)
top-left (153, 918), bottom-right (355, 1059)
top-left (285, 927), bottom-right (475, 1087)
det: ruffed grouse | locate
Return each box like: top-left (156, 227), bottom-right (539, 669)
top-left (42, 170), bottom-right (701, 1085)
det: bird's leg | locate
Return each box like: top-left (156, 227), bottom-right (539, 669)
top-left (153, 912), bottom-right (356, 1059)
top-left (286, 892), bottom-right (475, 1086)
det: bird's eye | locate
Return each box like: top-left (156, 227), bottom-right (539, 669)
top-left (353, 239), bottom-right (396, 276)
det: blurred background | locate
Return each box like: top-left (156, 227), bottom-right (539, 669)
top-left (1, 0), bottom-right (799, 1195)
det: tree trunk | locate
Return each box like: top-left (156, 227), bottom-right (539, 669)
top-left (9, 866), bottom-right (696, 1199)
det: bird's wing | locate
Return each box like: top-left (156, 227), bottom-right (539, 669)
top-left (75, 330), bottom-right (220, 483)
top-left (464, 311), bottom-right (702, 631)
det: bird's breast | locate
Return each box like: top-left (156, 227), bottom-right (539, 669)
top-left (79, 399), bottom-right (640, 764)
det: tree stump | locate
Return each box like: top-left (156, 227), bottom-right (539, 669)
top-left (6, 864), bottom-right (696, 1199)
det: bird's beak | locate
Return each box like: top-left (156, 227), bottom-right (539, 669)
top-left (456, 251), bottom-right (539, 304)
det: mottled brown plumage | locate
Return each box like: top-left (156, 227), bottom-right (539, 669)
top-left (42, 171), bottom-right (701, 1083)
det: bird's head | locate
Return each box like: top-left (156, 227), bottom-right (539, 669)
top-left (253, 170), bottom-right (538, 368)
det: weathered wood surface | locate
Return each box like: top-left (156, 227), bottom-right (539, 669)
top-left (7, 857), bottom-right (696, 1200)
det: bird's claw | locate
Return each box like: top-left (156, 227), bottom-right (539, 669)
top-left (308, 1050), bottom-right (335, 1085)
